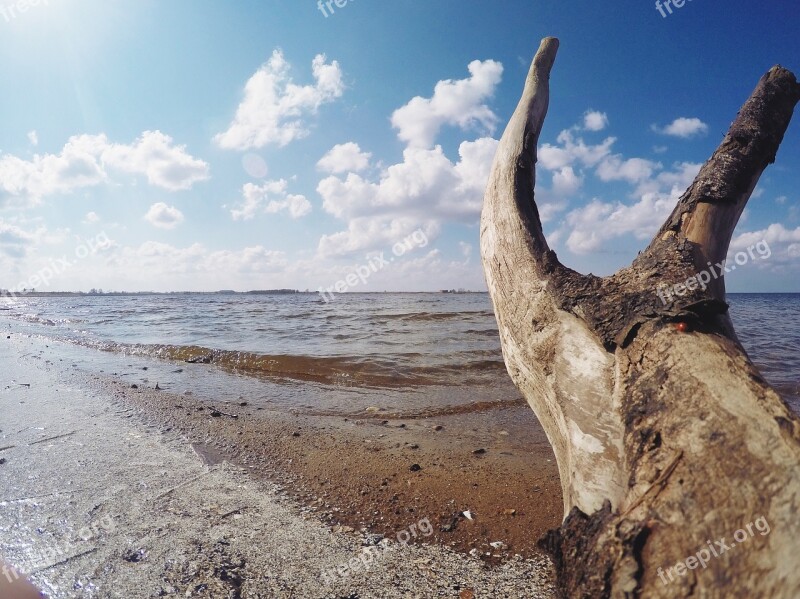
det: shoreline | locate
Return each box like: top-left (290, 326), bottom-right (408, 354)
top-left (0, 333), bottom-right (559, 597)
top-left (109, 374), bottom-right (563, 561)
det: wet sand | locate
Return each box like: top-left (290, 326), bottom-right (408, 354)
top-left (0, 333), bottom-right (561, 597)
top-left (112, 382), bottom-right (563, 561)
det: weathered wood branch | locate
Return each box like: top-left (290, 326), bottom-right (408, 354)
top-left (481, 37), bottom-right (800, 598)
top-left (643, 64), bottom-right (800, 300)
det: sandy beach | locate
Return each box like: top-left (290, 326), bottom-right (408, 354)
top-left (0, 333), bottom-right (559, 598)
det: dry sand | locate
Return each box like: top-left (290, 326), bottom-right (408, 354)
top-left (0, 333), bottom-right (558, 598)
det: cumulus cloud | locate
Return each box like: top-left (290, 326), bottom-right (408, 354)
top-left (583, 110), bottom-right (609, 132)
top-left (308, 60), bottom-right (504, 258)
top-left (390, 59), bottom-right (503, 148)
top-left (0, 220), bottom-right (37, 257)
top-left (83, 211), bottom-right (101, 224)
top-left (318, 217), bottom-right (440, 258)
top-left (529, 113), bottom-right (710, 252)
top-left (731, 223), bottom-right (800, 248)
top-left (145, 203), bottom-right (185, 230)
top-left (27, 131), bottom-right (38, 146)
top-left (718, 223), bottom-right (800, 275)
top-left (315, 59), bottom-right (505, 257)
top-left (633, 161), bottom-right (701, 198)
top-left (104, 131), bottom-right (210, 191)
top-left (564, 191), bottom-right (678, 254)
top-left (551, 166), bottom-right (584, 196)
top-left (538, 130), bottom-right (616, 171)
top-left (317, 142), bottom-right (372, 174)
top-left (318, 138), bottom-right (497, 223)
top-left (316, 138), bottom-right (498, 256)
top-left (214, 50), bottom-right (344, 151)
top-left (0, 131), bottom-right (209, 204)
top-left (596, 156), bottom-right (661, 185)
top-left (231, 179), bottom-right (311, 221)
top-left (653, 117), bottom-right (709, 138)
top-left (558, 161), bottom-right (702, 254)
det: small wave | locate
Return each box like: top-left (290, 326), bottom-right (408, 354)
top-left (302, 397), bottom-right (527, 420)
top-left (19, 314), bottom-right (56, 326)
top-left (370, 311), bottom-right (494, 323)
top-left (284, 311), bottom-right (315, 319)
top-left (55, 339), bottom-right (507, 389)
top-left (464, 328), bottom-right (499, 337)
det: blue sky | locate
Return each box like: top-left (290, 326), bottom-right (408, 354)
top-left (0, 0), bottom-right (798, 292)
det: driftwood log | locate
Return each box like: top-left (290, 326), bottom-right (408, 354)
top-left (481, 37), bottom-right (800, 598)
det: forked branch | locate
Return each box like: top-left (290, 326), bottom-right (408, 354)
top-left (644, 66), bottom-right (800, 299)
top-left (481, 37), bottom-right (800, 598)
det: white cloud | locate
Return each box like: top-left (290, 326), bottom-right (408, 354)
top-left (316, 138), bottom-right (498, 257)
top-left (214, 50), bottom-right (344, 151)
top-left (583, 110), bottom-right (609, 132)
top-left (633, 161), bottom-right (702, 197)
top-left (0, 135), bottom-right (106, 202)
top-left (564, 191), bottom-right (678, 254)
top-left (596, 156), bottom-right (661, 185)
top-left (0, 131), bottom-right (209, 204)
top-left (202, 245), bottom-right (289, 274)
top-left (104, 242), bottom-right (289, 283)
top-left (318, 217), bottom-right (440, 258)
top-left (558, 161), bottom-right (702, 254)
top-left (231, 179), bottom-right (311, 221)
top-left (538, 130), bottom-right (616, 171)
top-left (27, 131), bottom-right (38, 146)
top-left (390, 59), bottom-right (503, 148)
top-left (317, 142), bottom-right (372, 174)
top-left (144, 203), bottom-right (185, 230)
top-left (731, 223), bottom-right (800, 249)
top-left (315, 58), bottom-right (505, 258)
top-left (730, 224), bottom-right (800, 268)
top-left (653, 117), bottom-right (709, 138)
top-left (265, 194), bottom-right (312, 218)
top-left (0, 220), bottom-right (37, 257)
top-left (318, 138), bottom-right (497, 224)
top-left (103, 131), bottom-right (210, 191)
top-left (83, 211), bottom-right (101, 224)
top-left (551, 166), bottom-right (583, 196)
top-left (776, 195), bottom-right (787, 205)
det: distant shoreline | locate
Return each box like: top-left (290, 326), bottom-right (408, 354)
top-left (0, 290), bottom-right (487, 297)
top-left (2, 290), bottom-right (797, 298)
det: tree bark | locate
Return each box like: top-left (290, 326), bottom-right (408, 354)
top-left (481, 37), bottom-right (800, 598)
